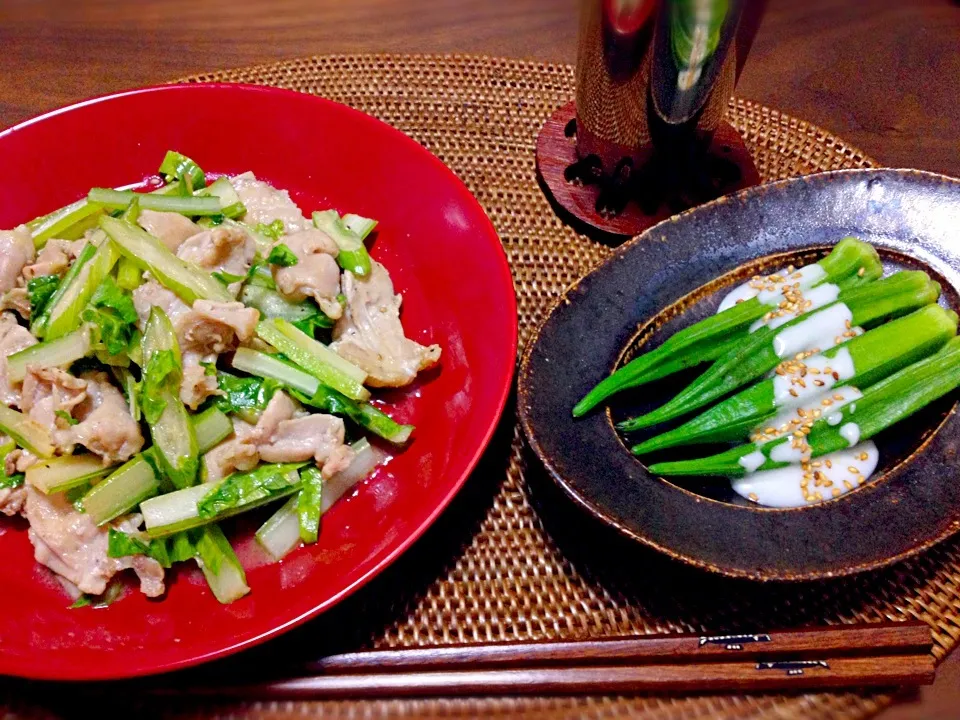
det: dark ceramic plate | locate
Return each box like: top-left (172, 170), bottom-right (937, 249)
top-left (519, 169), bottom-right (960, 581)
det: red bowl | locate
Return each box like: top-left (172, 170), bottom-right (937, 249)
top-left (0, 84), bottom-right (517, 680)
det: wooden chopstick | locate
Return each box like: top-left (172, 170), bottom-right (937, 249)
top-left (180, 654), bottom-right (935, 698)
top-left (156, 622), bottom-right (934, 698)
top-left (310, 622), bottom-right (932, 673)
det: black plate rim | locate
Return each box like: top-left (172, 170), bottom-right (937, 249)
top-left (519, 167), bottom-right (960, 582)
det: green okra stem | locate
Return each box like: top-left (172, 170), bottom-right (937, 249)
top-left (632, 305), bottom-right (958, 454)
top-left (649, 335), bottom-right (960, 477)
top-left (619, 271), bottom-right (940, 433)
top-left (573, 237), bottom-right (882, 417)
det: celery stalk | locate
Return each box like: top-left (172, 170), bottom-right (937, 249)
top-left (255, 495), bottom-right (301, 561)
top-left (44, 236), bottom-right (121, 340)
top-left (88, 188), bottom-right (222, 216)
top-left (257, 318), bottom-right (369, 401)
top-left (26, 454), bottom-right (114, 495)
top-left (231, 346), bottom-right (319, 396)
top-left (28, 199), bottom-right (103, 249)
top-left (231, 347), bottom-right (412, 444)
top-left (142, 463), bottom-right (304, 538)
top-left (313, 210), bottom-right (372, 277)
top-left (7, 326), bottom-right (92, 384)
top-left (194, 525), bottom-right (249, 604)
top-left (198, 177), bottom-right (246, 219)
top-left (100, 216), bottom-right (233, 303)
top-left (116, 257), bottom-right (143, 290)
top-left (31, 241), bottom-right (96, 337)
top-left (0, 405), bottom-right (55, 457)
top-left (142, 308), bottom-right (198, 489)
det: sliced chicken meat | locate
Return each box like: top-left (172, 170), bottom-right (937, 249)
top-left (180, 351), bottom-right (221, 410)
top-left (5, 449), bottom-right (37, 476)
top-left (0, 287), bottom-right (31, 319)
top-left (137, 209), bottom-right (201, 253)
top-left (202, 419), bottom-right (259, 482)
top-left (19, 367), bottom-right (88, 452)
top-left (191, 300), bottom-right (259, 344)
top-left (203, 392), bottom-right (353, 480)
top-left (0, 486), bottom-right (26, 517)
top-left (176, 224), bottom-right (255, 295)
top-left (21, 238), bottom-right (85, 281)
top-left (231, 172), bottom-right (311, 233)
top-left (331, 261), bottom-right (441, 387)
top-left (0, 311), bottom-right (38, 406)
top-left (24, 487), bottom-right (165, 597)
top-left (0, 226), bottom-right (35, 294)
top-left (68, 371), bottom-right (144, 464)
top-left (272, 229), bottom-right (343, 319)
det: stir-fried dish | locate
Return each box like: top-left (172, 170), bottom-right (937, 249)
top-left (574, 238), bottom-right (960, 508)
top-left (0, 151), bottom-right (440, 605)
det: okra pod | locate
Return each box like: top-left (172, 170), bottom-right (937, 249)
top-left (573, 238), bottom-right (882, 417)
top-left (649, 335), bottom-right (960, 477)
top-left (619, 271), bottom-right (940, 432)
top-left (633, 305), bottom-right (958, 454)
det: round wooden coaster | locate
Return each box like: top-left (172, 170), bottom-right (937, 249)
top-left (536, 100), bottom-right (761, 239)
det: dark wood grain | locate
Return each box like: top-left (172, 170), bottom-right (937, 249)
top-left (174, 655), bottom-right (936, 698)
top-left (313, 623), bottom-right (932, 673)
top-left (0, 0), bottom-right (958, 715)
top-left (0, 0), bottom-right (958, 174)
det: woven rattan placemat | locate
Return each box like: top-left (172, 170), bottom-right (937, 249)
top-left (6, 53), bottom-right (960, 720)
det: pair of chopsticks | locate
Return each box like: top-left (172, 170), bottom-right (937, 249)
top-left (180, 622), bottom-right (934, 698)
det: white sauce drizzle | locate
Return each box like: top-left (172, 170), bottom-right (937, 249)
top-left (738, 450), bottom-right (766, 473)
top-left (840, 422), bottom-right (861, 447)
top-left (748, 283), bottom-right (840, 333)
top-left (732, 441), bottom-right (879, 508)
top-left (771, 348), bottom-right (856, 408)
top-left (717, 263), bottom-right (826, 314)
top-left (758, 386), bottom-right (863, 443)
top-left (772, 303), bottom-right (854, 359)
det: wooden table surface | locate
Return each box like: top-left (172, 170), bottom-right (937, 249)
top-left (1, 0), bottom-right (959, 716)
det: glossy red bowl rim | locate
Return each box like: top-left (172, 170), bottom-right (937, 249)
top-left (0, 83), bottom-right (518, 679)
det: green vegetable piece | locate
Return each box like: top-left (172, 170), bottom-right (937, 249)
top-left (116, 257), bottom-right (143, 290)
top-left (256, 318), bottom-right (370, 401)
top-left (28, 199), bottom-right (103, 249)
top-left (255, 495), bottom-right (301, 561)
top-left (297, 467), bottom-right (323, 543)
top-left (620, 271), bottom-right (940, 432)
top-left (82, 276), bottom-right (138, 356)
top-left (6, 325), bottom-right (92, 384)
top-left (107, 528), bottom-right (172, 568)
top-left (27, 275), bottom-right (61, 319)
top-left (231, 347), bottom-right (413, 444)
top-left (634, 305), bottom-right (959, 454)
top-left (89, 188), bottom-right (222, 216)
top-left (158, 151), bottom-right (206, 192)
top-left (649, 336), bottom-right (960, 478)
top-left (100, 216), bottom-right (233, 304)
top-left (194, 524), bottom-right (250, 604)
top-left (214, 371), bottom-right (281, 422)
top-left (44, 235), bottom-right (121, 341)
top-left (212, 270), bottom-right (245, 286)
top-left (267, 243), bottom-right (298, 267)
top-left (240, 285), bottom-right (333, 331)
top-left (198, 177), bottom-right (246, 219)
top-left (313, 210), bottom-right (372, 277)
top-left (80, 408), bottom-right (231, 525)
top-left (0, 405), bottom-right (54, 457)
top-left (573, 237), bottom-right (884, 417)
top-left (255, 219), bottom-right (285, 240)
top-left (30, 241), bottom-right (96, 337)
top-left (141, 307), bottom-right (198, 489)
top-left (197, 463), bottom-right (306, 519)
